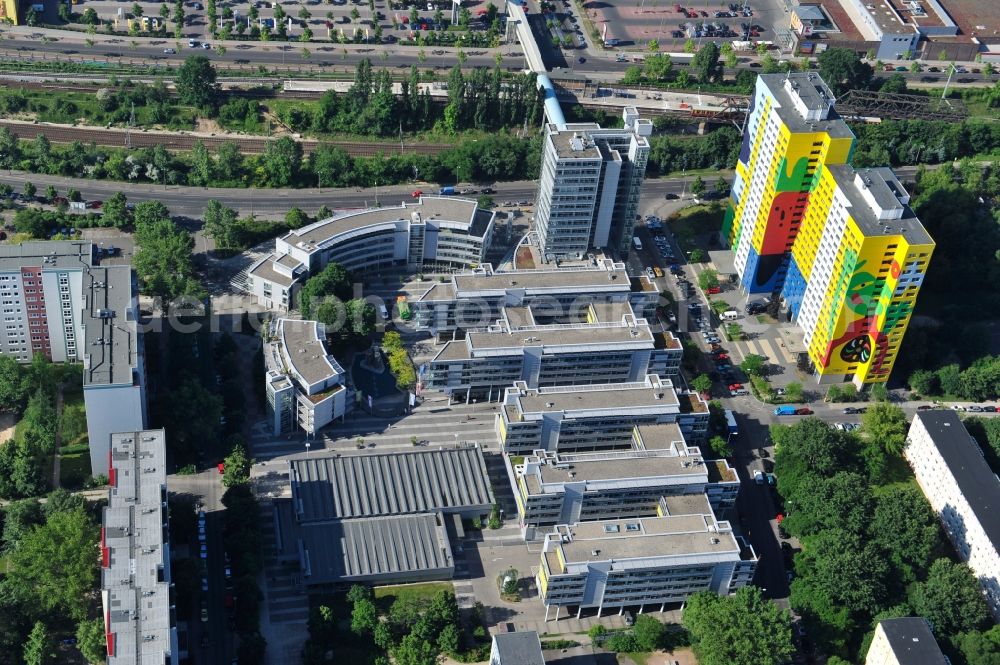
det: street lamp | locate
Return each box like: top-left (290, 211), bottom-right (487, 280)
top-left (305, 441), bottom-right (311, 456)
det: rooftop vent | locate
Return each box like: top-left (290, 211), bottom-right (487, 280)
top-left (591, 549), bottom-right (600, 556)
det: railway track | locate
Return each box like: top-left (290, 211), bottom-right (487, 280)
top-left (0, 120), bottom-right (452, 157)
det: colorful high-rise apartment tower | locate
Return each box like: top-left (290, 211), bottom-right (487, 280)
top-left (726, 72), bottom-right (934, 387)
top-left (724, 73), bottom-right (854, 295)
top-left (784, 165), bottom-right (933, 385)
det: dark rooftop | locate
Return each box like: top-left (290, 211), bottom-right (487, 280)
top-left (876, 617), bottom-right (947, 664)
top-left (914, 411), bottom-right (1000, 551)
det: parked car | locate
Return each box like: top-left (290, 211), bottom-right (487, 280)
top-left (754, 470), bottom-right (765, 485)
top-left (706, 286), bottom-right (721, 294)
top-left (795, 407), bottom-right (813, 415)
top-left (916, 404), bottom-right (935, 410)
top-left (984, 406), bottom-right (998, 412)
top-left (664, 192), bottom-right (679, 200)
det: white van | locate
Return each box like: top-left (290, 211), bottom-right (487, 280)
top-left (721, 310), bottom-right (739, 321)
top-left (632, 236), bottom-right (642, 251)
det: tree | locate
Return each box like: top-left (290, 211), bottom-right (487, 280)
top-left (910, 559), bottom-right (990, 636)
top-left (622, 64), bottom-right (643, 85)
top-left (740, 354), bottom-right (767, 377)
top-left (1, 498), bottom-right (43, 549)
top-left (351, 597), bottom-right (378, 635)
top-left (131, 1), bottom-right (143, 17)
top-left (697, 268), bottom-right (718, 291)
top-left (222, 444), bottom-right (251, 488)
top-left (76, 617), bottom-right (107, 665)
top-left (21, 181), bottom-right (36, 202)
top-left (101, 191), bottom-right (130, 229)
top-left (133, 208), bottom-right (203, 303)
top-left (632, 614), bottom-right (666, 651)
top-left (861, 402), bottom-right (908, 455)
top-left (714, 176), bottom-right (729, 196)
top-left (437, 623), bottom-right (460, 654)
top-left (643, 53), bottom-right (673, 82)
top-left (690, 175), bottom-right (706, 197)
top-left (260, 136), bottom-right (302, 187)
top-left (692, 374), bottom-right (713, 394)
top-left (956, 625), bottom-right (1000, 665)
top-left (817, 47), bottom-right (873, 95)
top-left (203, 199), bottom-right (241, 249)
top-left (908, 368), bottom-right (939, 395)
top-left (871, 484), bottom-right (941, 583)
top-left (23, 621), bottom-right (52, 665)
top-left (683, 586), bottom-right (795, 665)
top-left (647, 38), bottom-right (659, 52)
top-left (82, 7), bottom-right (98, 24)
top-left (167, 379), bottom-right (223, 464)
top-left (684, 38), bottom-right (696, 54)
top-left (0, 355), bottom-right (28, 413)
top-left (176, 56), bottom-right (219, 112)
top-left (709, 435), bottom-right (732, 459)
top-left (782, 472), bottom-right (872, 539)
top-left (8, 507), bottom-right (99, 622)
top-left (299, 262), bottom-right (352, 319)
top-left (691, 42), bottom-right (721, 83)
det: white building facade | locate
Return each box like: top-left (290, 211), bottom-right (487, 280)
top-left (905, 411), bottom-right (1000, 619)
top-left (264, 318), bottom-right (348, 435)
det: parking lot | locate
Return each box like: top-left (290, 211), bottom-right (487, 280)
top-left (68, 0), bottom-right (505, 46)
top-left (578, 0), bottom-right (791, 51)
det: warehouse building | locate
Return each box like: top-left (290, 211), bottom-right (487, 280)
top-left (274, 446), bottom-right (494, 586)
top-left (496, 375), bottom-right (706, 454)
top-left (536, 493), bottom-right (756, 619)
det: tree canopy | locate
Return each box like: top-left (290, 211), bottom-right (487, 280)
top-left (683, 586), bottom-right (795, 665)
top-left (817, 47), bottom-right (873, 95)
top-left (176, 56), bottom-right (219, 111)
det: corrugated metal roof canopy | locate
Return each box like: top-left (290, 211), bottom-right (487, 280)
top-left (290, 446), bottom-right (494, 522)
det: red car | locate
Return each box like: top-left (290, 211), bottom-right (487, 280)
top-left (714, 353), bottom-right (730, 361)
top-left (412, 190), bottom-right (423, 198)
top-left (728, 383), bottom-right (743, 391)
top-left (706, 286), bottom-right (721, 294)
top-left (217, 462), bottom-right (225, 474)
top-left (794, 407), bottom-right (813, 415)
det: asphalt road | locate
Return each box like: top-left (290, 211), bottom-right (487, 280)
top-left (1, 25), bottom-right (996, 85)
top-left (0, 165), bottom-right (922, 219)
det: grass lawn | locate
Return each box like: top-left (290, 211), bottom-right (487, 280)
top-left (374, 581), bottom-right (453, 612)
top-left (669, 203), bottom-right (725, 253)
top-left (619, 653), bottom-right (653, 665)
top-left (60, 390), bottom-right (88, 448)
top-left (59, 447), bottom-right (92, 490)
top-left (2, 87), bottom-right (199, 130)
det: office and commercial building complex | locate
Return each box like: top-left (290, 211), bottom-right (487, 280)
top-left (101, 430), bottom-right (178, 665)
top-left (534, 107), bottom-right (651, 259)
top-left (273, 447), bottom-right (493, 586)
top-left (425, 314), bottom-right (681, 401)
top-left (411, 259), bottom-right (658, 336)
top-left (536, 493), bottom-right (756, 619)
top-left (865, 617), bottom-right (947, 665)
top-left (904, 411), bottom-right (1000, 619)
top-left (0, 241), bottom-right (146, 474)
top-left (263, 318), bottom-right (349, 435)
top-left (246, 197), bottom-right (496, 311)
top-left (725, 73), bottom-right (933, 386)
top-left (497, 375), bottom-right (706, 454)
top-left (507, 435), bottom-right (738, 533)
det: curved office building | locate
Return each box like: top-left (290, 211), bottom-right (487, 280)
top-left (246, 197), bottom-right (496, 311)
